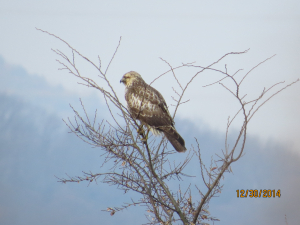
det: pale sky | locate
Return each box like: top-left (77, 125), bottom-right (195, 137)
top-left (1, 0), bottom-right (299, 151)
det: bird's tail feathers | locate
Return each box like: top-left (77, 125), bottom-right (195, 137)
top-left (162, 126), bottom-right (186, 152)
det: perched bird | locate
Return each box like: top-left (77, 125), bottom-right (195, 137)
top-left (120, 71), bottom-right (186, 152)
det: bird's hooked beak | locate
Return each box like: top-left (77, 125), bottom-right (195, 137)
top-left (120, 76), bottom-right (126, 84)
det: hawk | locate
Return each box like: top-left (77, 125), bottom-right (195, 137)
top-left (120, 71), bottom-right (186, 152)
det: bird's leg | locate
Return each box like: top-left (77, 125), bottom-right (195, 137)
top-left (137, 124), bottom-right (150, 143)
top-left (137, 124), bottom-right (145, 136)
top-left (143, 128), bottom-right (150, 142)
top-left (140, 126), bottom-right (150, 143)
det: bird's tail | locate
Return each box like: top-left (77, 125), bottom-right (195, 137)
top-left (162, 126), bottom-right (186, 152)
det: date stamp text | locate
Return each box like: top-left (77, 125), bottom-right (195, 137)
top-left (236, 189), bottom-right (281, 198)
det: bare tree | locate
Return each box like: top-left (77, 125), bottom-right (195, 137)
top-left (37, 28), bottom-right (299, 225)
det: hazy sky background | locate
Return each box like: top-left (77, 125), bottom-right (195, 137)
top-left (0, 1), bottom-right (300, 224)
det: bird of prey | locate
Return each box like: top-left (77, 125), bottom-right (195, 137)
top-left (120, 71), bottom-right (186, 152)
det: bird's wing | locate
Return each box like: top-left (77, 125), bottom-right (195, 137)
top-left (126, 84), bottom-right (173, 128)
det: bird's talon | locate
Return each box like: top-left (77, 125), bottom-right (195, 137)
top-left (137, 126), bottom-right (144, 136)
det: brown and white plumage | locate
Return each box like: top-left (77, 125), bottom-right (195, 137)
top-left (120, 71), bottom-right (186, 152)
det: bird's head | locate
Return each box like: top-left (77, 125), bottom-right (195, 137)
top-left (120, 71), bottom-right (142, 87)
